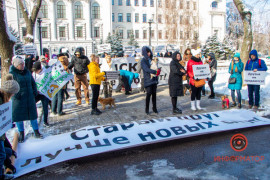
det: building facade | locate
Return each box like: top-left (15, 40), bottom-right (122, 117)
top-left (6, 0), bottom-right (226, 56)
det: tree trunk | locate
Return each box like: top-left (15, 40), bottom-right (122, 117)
top-left (233, 0), bottom-right (253, 65)
top-left (0, 0), bottom-right (16, 86)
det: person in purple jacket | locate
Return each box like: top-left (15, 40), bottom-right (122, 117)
top-left (245, 49), bottom-right (268, 109)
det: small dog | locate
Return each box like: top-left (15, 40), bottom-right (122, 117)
top-left (150, 57), bottom-right (159, 79)
top-left (183, 84), bottom-right (192, 95)
top-left (98, 97), bottom-right (116, 110)
top-left (221, 95), bottom-right (230, 109)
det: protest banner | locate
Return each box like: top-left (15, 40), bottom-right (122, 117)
top-left (97, 44), bottom-right (111, 54)
top-left (35, 61), bottom-right (74, 100)
top-left (13, 109), bottom-right (270, 178)
top-left (0, 101), bottom-right (12, 136)
top-left (23, 43), bottom-right (37, 56)
top-left (124, 46), bottom-right (135, 56)
top-left (193, 64), bottom-right (211, 79)
top-left (244, 71), bottom-right (266, 85)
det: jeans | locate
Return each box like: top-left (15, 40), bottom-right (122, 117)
top-left (231, 90), bottom-right (242, 104)
top-left (36, 94), bottom-right (49, 123)
top-left (91, 84), bottom-right (100, 110)
top-left (16, 119), bottom-right (39, 132)
top-left (0, 141), bottom-right (5, 176)
top-left (248, 85), bottom-right (260, 106)
top-left (52, 89), bottom-right (64, 114)
top-left (191, 85), bottom-right (202, 101)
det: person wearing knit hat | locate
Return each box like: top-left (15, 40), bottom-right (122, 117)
top-left (0, 74), bottom-right (20, 95)
top-left (186, 49), bottom-right (204, 111)
top-left (12, 56), bottom-right (25, 68)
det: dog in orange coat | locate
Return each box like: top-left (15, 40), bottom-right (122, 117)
top-left (221, 95), bottom-right (230, 109)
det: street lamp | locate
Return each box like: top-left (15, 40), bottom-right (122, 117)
top-left (37, 11), bottom-right (44, 56)
top-left (148, 19), bottom-right (153, 47)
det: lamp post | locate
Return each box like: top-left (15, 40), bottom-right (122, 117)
top-left (37, 11), bottom-right (44, 56)
top-left (148, 19), bottom-right (153, 47)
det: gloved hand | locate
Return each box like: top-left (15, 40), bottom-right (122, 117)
top-left (156, 68), bottom-right (161, 76)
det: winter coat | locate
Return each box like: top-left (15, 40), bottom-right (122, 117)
top-left (207, 52), bottom-right (217, 82)
top-left (9, 66), bottom-right (38, 122)
top-left (245, 49), bottom-right (268, 71)
top-left (141, 46), bottom-right (158, 87)
top-left (68, 48), bottom-right (90, 75)
top-left (89, 62), bottom-right (105, 85)
top-left (228, 53), bottom-right (244, 90)
top-left (119, 70), bottom-right (139, 86)
top-left (187, 56), bottom-right (203, 86)
top-left (169, 52), bottom-right (186, 97)
top-left (136, 58), bottom-right (144, 78)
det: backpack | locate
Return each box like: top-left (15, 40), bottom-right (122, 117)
top-left (247, 59), bottom-right (261, 68)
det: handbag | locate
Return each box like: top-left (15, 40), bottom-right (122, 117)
top-left (194, 79), bottom-right (206, 87)
top-left (229, 77), bottom-right (236, 84)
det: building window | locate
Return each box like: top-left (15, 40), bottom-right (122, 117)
top-left (22, 27), bottom-right (27, 37)
top-left (150, 0), bottom-right (154, 7)
top-left (135, 30), bottom-right (139, 38)
top-left (158, 30), bottom-right (162, 39)
top-left (180, 15), bottom-right (183, 24)
top-left (165, 31), bottom-right (168, 39)
top-left (180, 31), bottom-right (183, 39)
top-left (40, 1), bottom-right (48, 18)
top-left (126, 0), bottom-right (131, 6)
top-left (158, 0), bottom-right (162, 7)
top-left (142, 0), bottom-right (146, 7)
top-left (127, 30), bottom-right (132, 38)
top-left (59, 27), bottom-right (66, 37)
top-left (118, 13), bottom-right (123, 22)
top-left (94, 27), bottom-right (100, 38)
top-left (112, 0), bottom-right (114, 5)
top-left (158, 15), bottom-right (162, 23)
top-left (186, 32), bottom-right (189, 39)
top-left (151, 30), bottom-right (154, 38)
top-left (127, 13), bottom-right (131, 22)
top-left (135, 13), bottom-right (139, 22)
top-left (193, 16), bottom-right (197, 25)
top-left (165, 1), bottom-right (169, 8)
top-left (212, 1), bottom-right (218, 8)
top-left (143, 30), bottom-right (147, 39)
top-left (135, 0), bottom-right (139, 6)
top-left (57, 1), bottom-right (66, 18)
top-left (118, 0), bottom-right (123, 6)
top-left (41, 27), bottom-right (48, 38)
top-left (193, 2), bottom-right (197, 10)
top-left (143, 14), bottom-right (147, 23)
top-left (77, 26), bottom-right (83, 38)
top-left (19, 6), bottom-right (23, 19)
top-left (180, 1), bottom-right (183, 9)
top-left (112, 13), bottom-right (115, 22)
top-left (75, 1), bottom-right (83, 19)
top-left (118, 29), bottom-right (123, 39)
top-left (92, 3), bottom-right (100, 19)
top-left (187, 1), bottom-right (190, 9)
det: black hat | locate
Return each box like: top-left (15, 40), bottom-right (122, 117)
top-left (32, 61), bottom-right (42, 71)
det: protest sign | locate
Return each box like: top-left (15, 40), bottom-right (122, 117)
top-left (193, 64), bottom-right (211, 79)
top-left (23, 43), bottom-right (37, 56)
top-left (244, 71), bottom-right (266, 85)
top-left (97, 44), bottom-right (111, 54)
top-left (0, 101), bottom-right (12, 136)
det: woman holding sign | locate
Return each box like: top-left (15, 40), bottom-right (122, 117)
top-left (228, 52), bottom-right (244, 108)
top-left (187, 49), bottom-right (204, 111)
top-left (9, 56), bottom-right (43, 143)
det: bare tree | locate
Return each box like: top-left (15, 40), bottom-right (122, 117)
top-left (17, 0), bottom-right (42, 43)
top-left (0, 0), bottom-right (17, 86)
top-left (233, 0), bottom-right (253, 64)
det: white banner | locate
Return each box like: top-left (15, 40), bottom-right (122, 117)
top-left (193, 64), bottom-right (211, 79)
top-left (13, 110), bottom-right (270, 178)
top-left (97, 44), bottom-right (111, 54)
top-left (35, 61), bottom-right (74, 100)
top-left (0, 101), bottom-right (12, 136)
top-left (244, 71), bottom-right (266, 85)
top-left (23, 43), bottom-right (37, 56)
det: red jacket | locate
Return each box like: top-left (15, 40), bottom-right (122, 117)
top-left (187, 58), bottom-right (203, 86)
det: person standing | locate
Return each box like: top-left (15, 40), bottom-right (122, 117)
top-left (89, 56), bottom-right (106, 115)
top-left (245, 49), bottom-right (268, 109)
top-left (228, 52), bottom-right (244, 108)
top-left (187, 49), bottom-right (204, 111)
top-left (68, 48), bottom-right (90, 105)
top-left (9, 56), bottom-right (43, 143)
top-left (169, 51), bottom-right (186, 114)
top-left (141, 46), bottom-right (161, 115)
top-left (206, 52), bottom-right (217, 99)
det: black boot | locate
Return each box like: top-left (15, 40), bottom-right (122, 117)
top-left (18, 131), bottom-right (24, 143)
top-left (96, 108), bottom-right (102, 114)
top-left (238, 103), bottom-right (242, 109)
top-left (44, 122), bottom-right (50, 127)
top-left (34, 130), bottom-right (43, 139)
top-left (152, 107), bottom-right (158, 114)
top-left (173, 108), bottom-right (182, 114)
top-left (145, 108), bottom-right (150, 115)
top-left (208, 93), bottom-right (215, 99)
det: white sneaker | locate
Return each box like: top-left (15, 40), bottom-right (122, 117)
top-left (191, 101), bottom-right (196, 111)
top-left (196, 100), bottom-right (202, 110)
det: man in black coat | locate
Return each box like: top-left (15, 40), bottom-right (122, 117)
top-left (206, 52), bottom-right (217, 99)
top-left (68, 48), bottom-right (90, 105)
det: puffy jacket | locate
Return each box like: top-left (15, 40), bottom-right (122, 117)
top-left (228, 53), bottom-right (244, 90)
top-left (89, 62), bottom-right (105, 85)
top-left (119, 70), bottom-right (139, 86)
top-left (141, 46), bottom-right (158, 87)
top-left (187, 56), bottom-right (203, 86)
top-left (245, 49), bottom-right (268, 71)
top-left (68, 48), bottom-right (90, 75)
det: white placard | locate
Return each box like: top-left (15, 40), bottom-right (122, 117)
top-left (105, 71), bottom-right (120, 80)
top-left (23, 43), bottom-right (37, 56)
top-left (244, 71), bottom-right (266, 85)
top-left (97, 44), bottom-right (111, 54)
top-left (13, 110), bottom-right (270, 178)
top-left (192, 64), bottom-right (211, 79)
top-left (0, 101), bottom-right (12, 136)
